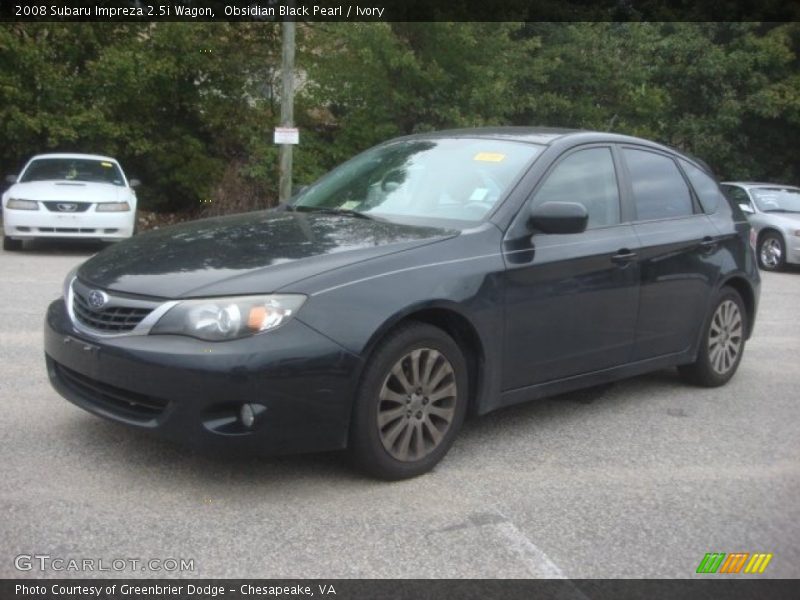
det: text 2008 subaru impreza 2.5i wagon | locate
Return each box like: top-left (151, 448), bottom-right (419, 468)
top-left (44, 128), bottom-right (760, 479)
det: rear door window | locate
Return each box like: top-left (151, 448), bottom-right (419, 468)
top-left (623, 148), bottom-right (693, 221)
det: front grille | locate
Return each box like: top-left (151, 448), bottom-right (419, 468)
top-left (73, 289), bottom-right (153, 333)
top-left (42, 201), bottom-right (92, 213)
top-left (39, 227), bottom-right (96, 233)
top-left (53, 361), bottom-right (169, 421)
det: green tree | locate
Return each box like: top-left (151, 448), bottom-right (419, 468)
top-left (0, 23), bottom-right (282, 211)
top-left (296, 22), bottom-right (541, 180)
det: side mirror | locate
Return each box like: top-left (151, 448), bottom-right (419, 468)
top-left (738, 203), bottom-right (754, 214)
top-left (5, 174), bottom-right (17, 184)
top-left (529, 201), bottom-right (588, 234)
top-left (128, 178), bottom-right (141, 188)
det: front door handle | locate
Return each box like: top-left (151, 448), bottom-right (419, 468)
top-left (611, 249), bottom-right (637, 265)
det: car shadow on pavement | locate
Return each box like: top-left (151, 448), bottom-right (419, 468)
top-left (456, 368), bottom-right (685, 446)
top-left (58, 369), bottom-right (685, 487)
top-left (61, 413), bottom-right (362, 486)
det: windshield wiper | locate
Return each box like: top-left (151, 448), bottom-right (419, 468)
top-left (763, 209), bottom-right (800, 214)
top-left (294, 206), bottom-right (377, 220)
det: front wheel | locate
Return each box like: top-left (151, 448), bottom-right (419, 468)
top-left (758, 232), bottom-right (785, 271)
top-left (678, 287), bottom-right (747, 387)
top-left (350, 322), bottom-right (468, 480)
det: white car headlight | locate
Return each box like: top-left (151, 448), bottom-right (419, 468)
top-left (96, 202), bottom-right (131, 212)
top-left (6, 198), bottom-right (39, 210)
top-left (150, 295), bottom-right (306, 341)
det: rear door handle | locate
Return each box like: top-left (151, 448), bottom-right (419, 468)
top-left (611, 249), bottom-right (637, 265)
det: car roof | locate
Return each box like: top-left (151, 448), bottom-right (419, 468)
top-left (27, 153), bottom-right (120, 163)
top-left (398, 127), bottom-right (702, 165)
top-left (412, 127), bottom-right (580, 145)
top-left (721, 181), bottom-right (800, 189)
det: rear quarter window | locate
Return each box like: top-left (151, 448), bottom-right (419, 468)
top-left (681, 160), bottom-right (721, 213)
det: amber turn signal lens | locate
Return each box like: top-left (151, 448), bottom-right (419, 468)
top-left (248, 306), bottom-right (267, 330)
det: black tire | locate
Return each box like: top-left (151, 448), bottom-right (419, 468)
top-left (349, 322), bottom-right (468, 480)
top-left (2, 236), bottom-right (22, 251)
top-left (678, 287), bottom-right (748, 387)
top-left (757, 232), bottom-right (785, 271)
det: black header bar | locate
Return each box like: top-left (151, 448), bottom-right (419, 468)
top-left (1, 0), bottom-right (799, 22)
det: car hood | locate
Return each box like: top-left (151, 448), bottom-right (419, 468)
top-left (758, 212), bottom-right (800, 227)
top-left (7, 181), bottom-right (128, 202)
top-left (78, 210), bottom-right (458, 298)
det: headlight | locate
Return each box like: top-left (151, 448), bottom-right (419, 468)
top-left (150, 295), bottom-right (306, 341)
top-left (6, 198), bottom-right (38, 210)
top-left (96, 202), bottom-right (131, 212)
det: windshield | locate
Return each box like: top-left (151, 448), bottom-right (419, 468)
top-left (20, 158), bottom-right (126, 186)
top-left (750, 187), bottom-right (800, 213)
top-left (293, 138), bottom-right (543, 225)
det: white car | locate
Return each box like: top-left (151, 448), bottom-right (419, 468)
top-left (2, 153), bottom-right (139, 251)
top-left (721, 181), bottom-right (800, 271)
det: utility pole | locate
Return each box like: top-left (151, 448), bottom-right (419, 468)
top-left (278, 16), bottom-right (296, 204)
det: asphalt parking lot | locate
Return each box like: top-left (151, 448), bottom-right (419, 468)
top-left (0, 241), bottom-right (798, 579)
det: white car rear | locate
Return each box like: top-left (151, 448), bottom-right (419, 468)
top-left (2, 153), bottom-right (138, 251)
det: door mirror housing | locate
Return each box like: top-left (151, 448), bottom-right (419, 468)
top-left (529, 201), bottom-right (588, 234)
top-left (5, 174), bottom-right (17, 184)
top-left (128, 178), bottom-right (141, 188)
top-left (738, 203), bottom-right (754, 214)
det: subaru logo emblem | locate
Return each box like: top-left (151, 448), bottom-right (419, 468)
top-left (87, 290), bottom-right (108, 310)
top-left (57, 203), bottom-right (78, 212)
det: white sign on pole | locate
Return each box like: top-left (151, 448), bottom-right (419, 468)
top-left (274, 127), bottom-right (300, 145)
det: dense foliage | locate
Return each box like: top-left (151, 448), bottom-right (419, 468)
top-left (1, 22), bottom-right (798, 213)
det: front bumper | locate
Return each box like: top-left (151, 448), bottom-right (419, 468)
top-left (3, 208), bottom-right (134, 241)
top-left (788, 234), bottom-right (800, 265)
top-left (44, 299), bottom-right (362, 455)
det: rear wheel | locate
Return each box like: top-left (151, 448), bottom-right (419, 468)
top-left (678, 287), bottom-right (747, 387)
top-left (350, 322), bottom-right (468, 480)
top-left (758, 232), bottom-right (785, 271)
top-left (2, 237), bottom-right (22, 251)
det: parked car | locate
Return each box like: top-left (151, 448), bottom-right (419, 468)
top-left (44, 128), bottom-right (760, 479)
top-left (2, 153), bottom-right (139, 251)
top-left (720, 182), bottom-right (800, 271)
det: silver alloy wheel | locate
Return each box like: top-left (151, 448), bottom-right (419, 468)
top-left (760, 237), bottom-right (782, 268)
top-left (377, 348), bottom-right (457, 462)
top-left (708, 299), bottom-right (743, 375)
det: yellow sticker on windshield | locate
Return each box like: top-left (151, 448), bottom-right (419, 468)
top-left (101, 162), bottom-right (113, 168)
top-left (474, 152), bottom-right (505, 162)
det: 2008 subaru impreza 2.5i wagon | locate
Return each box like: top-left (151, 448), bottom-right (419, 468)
top-left (45, 128), bottom-right (760, 479)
